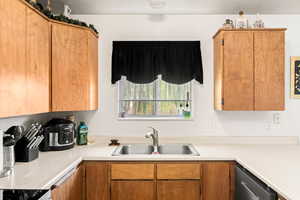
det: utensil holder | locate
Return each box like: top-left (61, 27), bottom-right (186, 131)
top-left (14, 137), bottom-right (39, 162)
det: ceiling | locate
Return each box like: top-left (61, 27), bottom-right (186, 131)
top-left (59, 0), bottom-right (300, 15)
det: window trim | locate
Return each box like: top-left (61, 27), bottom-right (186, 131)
top-left (117, 78), bottom-right (194, 121)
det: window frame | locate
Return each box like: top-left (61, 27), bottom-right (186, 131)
top-left (117, 77), bottom-right (194, 121)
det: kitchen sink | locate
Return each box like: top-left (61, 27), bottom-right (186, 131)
top-left (115, 144), bottom-right (154, 155)
top-left (112, 144), bottom-right (200, 156)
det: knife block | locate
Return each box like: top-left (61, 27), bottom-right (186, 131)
top-left (14, 137), bottom-right (39, 162)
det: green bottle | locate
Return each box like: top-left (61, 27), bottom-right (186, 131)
top-left (77, 122), bottom-right (88, 145)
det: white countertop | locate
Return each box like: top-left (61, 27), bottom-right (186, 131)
top-left (0, 141), bottom-right (299, 200)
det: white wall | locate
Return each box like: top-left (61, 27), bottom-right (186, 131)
top-left (71, 14), bottom-right (300, 137)
top-left (1, 14), bottom-right (300, 138)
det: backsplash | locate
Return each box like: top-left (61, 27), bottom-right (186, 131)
top-left (0, 112), bottom-right (88, 132)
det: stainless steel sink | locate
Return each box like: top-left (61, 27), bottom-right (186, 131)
top-left (112, 144), bottom-right (199, 156)
top-left (115, 144), bottom-right (154, 155)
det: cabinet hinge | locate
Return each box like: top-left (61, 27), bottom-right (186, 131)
top-left (221, 98), bottom-right (224, 105)
top-left (221, 39), bottom-right (224, 46)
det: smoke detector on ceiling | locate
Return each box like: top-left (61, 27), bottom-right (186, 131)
top-left (149, 0), bottom-right (166, 9)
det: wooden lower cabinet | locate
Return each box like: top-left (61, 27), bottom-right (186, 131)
top-left (278, 195), bottom-right (287, 200)
top-left (157, 181), bottom-right (200, 200)
top-left (53, 161), bottom-right (234, 200)
top-left (202, 162), bottom-right (232, 200)
top-left (52, 165), bottom-right (83, 200)
top-left (111, 181), bottom-right (155, 200)
top-left (85, 162), bottom-right (109, 200)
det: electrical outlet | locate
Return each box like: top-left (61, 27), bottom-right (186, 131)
top-left (273, 113), bottom-right (281, 125)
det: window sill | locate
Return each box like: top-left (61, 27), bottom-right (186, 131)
top-left (117, 117), bottom-right (194, 121)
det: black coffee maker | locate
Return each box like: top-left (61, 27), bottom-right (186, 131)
top-left (40, 118), bottom-right (75, 151)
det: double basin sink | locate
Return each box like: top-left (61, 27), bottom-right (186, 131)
top-left (112, 144), bottom-right (200, 156)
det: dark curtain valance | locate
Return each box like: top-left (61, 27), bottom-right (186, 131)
top-left (112, 41), bottom-right (203, 84)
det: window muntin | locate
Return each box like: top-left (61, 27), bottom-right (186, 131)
top-left (119, 77), bottom-right (192, 119)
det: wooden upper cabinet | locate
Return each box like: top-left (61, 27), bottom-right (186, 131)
top-left (254, 31), bottom-right (285, 110)
top-left (0, 0), bottom-right (27, 117)
top-left (26, 8), bottom-right (50, 114)
top-left (223, 31), bottom-right (254, 110)
top-left (214, 29), bottom-right (286, 111)
top-left (88, 32), bottom-right (99, 110)
top-left (0, 0), bottom-right (98, 118)
top-left (51, 22), bottom-right (99, 112)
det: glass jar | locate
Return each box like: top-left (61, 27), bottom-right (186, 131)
top-left (235, 11), bottom-right (248, 29)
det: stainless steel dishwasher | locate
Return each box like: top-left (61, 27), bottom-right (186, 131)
top-left (235, 165), bottom-right (277, 200)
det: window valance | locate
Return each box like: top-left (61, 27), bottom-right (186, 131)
top-left (112, 41), bottom-right (203, 84)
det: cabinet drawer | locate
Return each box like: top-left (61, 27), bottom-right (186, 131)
top-left (111, 163), bottom-right (155, 180)
top-left (157, 163), bottom-right (201, 179)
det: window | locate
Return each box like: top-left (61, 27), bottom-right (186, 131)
top-left (119, 76), bottom-right (192, 119)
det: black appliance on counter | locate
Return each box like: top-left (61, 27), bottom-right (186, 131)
top-left (0, 190), bottom-right (51, 200)
top-left (39, 118), bottom-right (75, 152)
top-left (235, 164), bottom-right (277, 200)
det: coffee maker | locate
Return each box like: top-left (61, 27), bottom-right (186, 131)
top-left (40, 118), bottom-right (75, 151)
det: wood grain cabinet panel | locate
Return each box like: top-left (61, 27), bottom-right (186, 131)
top-left (111, 163), bottom-right (155, 180)
top-left (157, 163), bottom-right (201, 179)
top-left (278, 195), bottom-right (287, 200)
top-left (87, 32), bottom-right (99, 110)
top-left (52, 165), bottom-right (83, 200)
top-left (111, 181), bottom-right (155, 200)
top-left (51, 23), bottom-right (89, 111)
top-left (254, 31), bottom-right (285, 110)
top-left (52, 22), bottom-right (99, 112)
top-left (223, 31), bottom-right (254, 110)
top-left (202, 162), bottom-right (231, 200)
top-left (214, 29), bottom-right (286, 111)
top-left (214, 33), bottom-right (224, 110)
top-left (0, 0), bottom-right (98, 118)
top-left (85, 162), bottom-right (109, 200)
top-left (157, 181), bottom-right (200, 200)
top-left (51, 185), bottom-right (64, 200)
top-left (0, 0), bottom-right (27, 117)
top-left (26, 8), bottom-right (50, 114)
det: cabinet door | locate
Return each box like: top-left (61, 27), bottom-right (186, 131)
top-left (254, 31), bottom-right (285, 110)
top-left (87, 32), bottom-right (99, 110)
top-left (52, 23), bottom-right (89, 111)
top-left (51, 185), bottom-right (64, 200)
top-left (26, 8), bottom-right (50, 114)
top-left (202, 162), bottom-right (231, 200)
top-left (214, 33), bottom-right (224, 110)
top-left (52, 166), bottom-right (83, 200)
top-left (157, 181), bottom-right (200, 200)
top-left (85, 162), bottom-right (109, 200)
top-left (69, 166), bottom-right (84, 200)
top-left (111, 181), bottom-right (155, 200)
top-left (223, 32), bottom-right (254, 110)
top-left (0, 0), bottom-right (26, 117)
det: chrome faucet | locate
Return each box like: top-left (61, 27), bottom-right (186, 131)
top-left (145, 127), bottom-right (159, 154)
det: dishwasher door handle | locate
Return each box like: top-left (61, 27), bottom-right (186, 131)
top-left (241, 181), bottom-right (260, 200)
